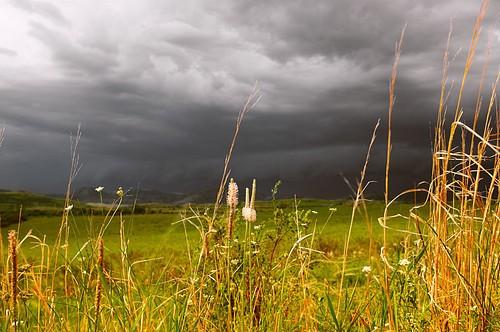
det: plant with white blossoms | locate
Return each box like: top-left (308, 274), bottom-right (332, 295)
top-left (226, 179), bottom-right (239, 209)
top-left (95, 186), bottom-right (104, 192)
top-left (226, 178), bottom-right (239, 239)
top-left (362, 266), bottom-right (372, 273)
top-left (399, 258), bottom-right (411, 266)
top-left (64, 204), bottom-right (73, 212)
top-left (242, 179), bottom-right (257, 222)
top-left (116, 187), bottom-right (124, 198)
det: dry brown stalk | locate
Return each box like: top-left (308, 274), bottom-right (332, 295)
top-left (8, 230), bottom-right (18, 328)
top-left (94, 238), bottom-right (104, 332)
top-left (202, 84), bottom-right (261, 257)
top-left (382, 25), bottom-right (406, 330)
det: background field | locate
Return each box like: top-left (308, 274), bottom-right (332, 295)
top-left (1, 193), bottom-right (414, 281)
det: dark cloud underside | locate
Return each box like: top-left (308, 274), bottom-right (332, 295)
top-left (0, 0), bottom-right (498, 198)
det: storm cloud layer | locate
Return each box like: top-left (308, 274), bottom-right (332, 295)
top-left (0, 0), bottom-right (499, 198)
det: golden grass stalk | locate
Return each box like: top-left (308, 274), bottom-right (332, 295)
top-left (52, 125), bottom-right (82, 304)
top-left (94, 238), bottom-right (104, 332)
top-left (424, 1), bottom-right (493, 330)
top-left (338, 119), bottom-right (380, 313)
top-left (203, 84), bottom-right (261, 257)
top-left (382, 25), bottom-right (406, 330)
top-left (8, 230), bottom-right (18, 328)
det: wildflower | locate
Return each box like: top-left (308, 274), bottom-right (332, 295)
top-left (226, 179), bottom-right (238, 209)
top-left (329, 208), bottom-right (337, 212)
top-left (242, 207), bottom-right (256, 222)
top-left (242, 184), bottom-right (257, 222)
top-left (18, 264), bottom-right (32, 273)
top-left (226, 178), bottom-right (238, 239)
top-left (11, 320), bottom-right (23, 327)
top-left (116, 187), bottom-right (124, 197)
top-left (64, 204), bottom-right (73, 211)
top-left (311, 210), bottom-right (318, 214)
top-left (231, 259), bottom-right (239, 265)
top-left (253, 225), bottom-right (262, 230)
top-left (362, 266), bottom-right (372, 273)
top-left (399, 258), bottom-right (411, 266)
top-left (95, 186), bottom-right (104, 192)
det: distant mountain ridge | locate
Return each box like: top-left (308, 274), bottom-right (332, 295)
top-left (73, 187), bottom-right (216, 204)
top-left (0, 190), bottom-right (64, 207)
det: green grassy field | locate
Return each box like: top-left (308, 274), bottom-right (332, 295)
top-left (2, 198), bottom-right (412, 251)
top-left (2, 198), bottom-right (414, 280)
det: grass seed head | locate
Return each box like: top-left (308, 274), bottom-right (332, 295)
top-left (227, 178), bottom-right (238, 209)
top-left (8, 230), bottom-right (18, 323)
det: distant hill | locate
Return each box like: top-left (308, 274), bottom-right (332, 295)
top-left (0, 190), bottom-right (64, 207)
top-left (0, 190), bottom-right (65, 226)
top-left (73, 187), bottom-right (216, 205)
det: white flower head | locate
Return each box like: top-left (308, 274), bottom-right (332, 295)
top-left (116, 187), bottom-right (125, 197)
top-left (95, 186), bottom-right (104, 192)
top-left (399, 258), bottom-right (411, 266)
top-left (362, 266), bottom-right (372, 273)
top-left (11, 320), bottom-right (23, 327)
top-left (64, 204), bottom-right (73, 212)
top-left (242, 207), bottom-right (257, 222)
top-left (241, 181), bottom-right (257, 222)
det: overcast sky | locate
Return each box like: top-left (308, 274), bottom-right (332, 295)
top-left (0, 0), bottom-right (498, 198)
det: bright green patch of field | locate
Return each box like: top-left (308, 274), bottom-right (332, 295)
top-left (2, 199), bottom-right (416, 276)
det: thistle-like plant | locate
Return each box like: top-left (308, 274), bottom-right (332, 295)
top-left (226, 178), bottom-right (239, 239)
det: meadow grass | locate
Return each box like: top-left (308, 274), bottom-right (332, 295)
top-left (0, 0), bottom-right (499, 330)
top-left (0, 197), bottom-right (414, 331)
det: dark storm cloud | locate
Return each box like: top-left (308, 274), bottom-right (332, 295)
top-left (29, 22), bottom-right (118, 75)
top-left (0, 0), bottom-right (498, 198)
